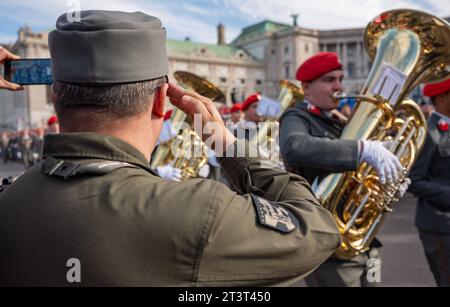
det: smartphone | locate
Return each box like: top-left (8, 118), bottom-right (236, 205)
top-left (3, 59), bottom-right (53, 85)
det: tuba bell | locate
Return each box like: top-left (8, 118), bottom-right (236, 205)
top-left (314, 9), bottom-right (450, 259)
top-left (150, 71), bottom-right (226, 180)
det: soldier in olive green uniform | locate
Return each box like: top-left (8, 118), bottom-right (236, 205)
top-left (0, 11), bottom-right (340, 287)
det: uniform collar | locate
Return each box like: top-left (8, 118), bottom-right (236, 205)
top-left (43, 132), bottom-right (153, 172)
top-left (297, 100), bottom-right (346, 125)
top-left (433, 111), bottom-right (450, 124)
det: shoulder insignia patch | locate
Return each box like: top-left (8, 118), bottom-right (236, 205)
top-left (251, 194), bottom-right (299, 233)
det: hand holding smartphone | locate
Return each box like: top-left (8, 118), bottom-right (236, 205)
top-left (3, 58), bottom-right (53, 85)
top-left (1, 46), bottom-right (53, 90)
top-left (0, 46), bottom-right (24, 91)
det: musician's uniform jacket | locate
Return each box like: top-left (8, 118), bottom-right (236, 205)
top-left (280, 101), bottom-right (381, 287)
top-left (409, 112), bottom-right (450, 286)
top-left (279, 101), bottom-right (359, 185)
top-left (0, 133), bottom-right (340, 286)
top-left (409, 113), bottom-right (450, 232)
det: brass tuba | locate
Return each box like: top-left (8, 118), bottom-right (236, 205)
top-left (278, 80), bottom-right (304, 111)
top-left (314, 9), bottom-right (450, 259)
top-left (250, 80), bottom-right (304, 162)
top-left (150, 71), bottom-right (226, 180)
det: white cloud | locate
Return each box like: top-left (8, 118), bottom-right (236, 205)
top-left (222, 0), bottom-right (450, 29)
top-left (0, 0), bottom-right (450, 45)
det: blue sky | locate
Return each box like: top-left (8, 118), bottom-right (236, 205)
top-left (1, 0), bottom-right (450, 44)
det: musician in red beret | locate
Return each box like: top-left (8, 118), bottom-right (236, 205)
top-left (242, 93), bottom-right (262, 125)
top-left (46, 115), bottom-right (60, 134)
top-left (409, 77), bottom-right (450, 287)
top-left (280, 52), bottom-right (406, 287)
top-left (230, 103), bottom-right (243, 124)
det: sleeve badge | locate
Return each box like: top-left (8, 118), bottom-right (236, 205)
top-left (251, 194), bottom-right (299, 233)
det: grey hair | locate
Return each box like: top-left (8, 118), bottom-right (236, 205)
top-left (52, 77), bottom-right (167, 118)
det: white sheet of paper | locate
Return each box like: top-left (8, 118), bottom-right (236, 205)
top-left (257, 96), bottom-right (281, 118)
top-left (372, 62), bottom-right (407, 106)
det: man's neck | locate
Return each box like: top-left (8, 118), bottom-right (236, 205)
top-left (61, 114), bottom-right (156, 161)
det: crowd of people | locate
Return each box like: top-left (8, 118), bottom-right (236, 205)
top-left (0, 116), bottom-right (59, 168)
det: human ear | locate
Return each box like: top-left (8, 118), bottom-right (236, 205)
top-left (152, 83), bottom-right (169, 118)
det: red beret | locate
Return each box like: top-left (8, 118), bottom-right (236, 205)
top-left (47, 115), bottom-right (58, 126)
top-left (230, 103), bottom-right (242, 113)
top-left (296, 52), bottom-right (343, 82)
top-left (163, 109), bottom-right (173, 121)
top-left (423, 77), bottom-right (450, 98)
top-left (242, 93), bottom-right (261, 111)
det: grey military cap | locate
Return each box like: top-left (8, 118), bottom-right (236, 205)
top-left (49, 10), bottom-right (169, 85)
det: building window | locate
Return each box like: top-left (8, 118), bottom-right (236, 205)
top-left (220, 77), bottom-right (227, 83)
top-left (305, 44), bottom-right (309, 52)
top-left (347, 62), bottom-right (355, 78)
top-left (256, 79), bottom-right (262, 85)
top-left (285, 46), bottom-right (289, 54)
top-left (347, 43), bottom-right (356, 58)
top-left (240, 78), bottom-right (245, 84)
top-left (271, 49), bottom-right (276, 55)
top-left (285, 66), bottom-right (290, 79)
top-left (327, 44), bottom-right (336, 53)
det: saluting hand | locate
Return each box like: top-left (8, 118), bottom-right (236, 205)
top-left (167, 83), bottom-right (236, 155)
top-left (0, 46), bottom-right (24, 91)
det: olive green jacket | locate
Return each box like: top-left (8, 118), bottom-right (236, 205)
top-left (0, 133), bottom-right (340, 286)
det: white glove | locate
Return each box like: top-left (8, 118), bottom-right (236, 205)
top-left (157, 121), bottom-right (178, 145)
top-left (360, 140), bottom-right (403, 185)
top-left (207, 148), bottom-right (220, 168)
top-left (156, 165), bottom-right (182, 181)
top-left (198, 164), bottom-right (210, 178)
top-left (396, 178), bottom-right (411, 199)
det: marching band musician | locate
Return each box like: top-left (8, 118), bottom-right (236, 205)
top-left (242, 93), bottom-right (263, 126)
top-left (46, 115), bottom-right (60, 135)
top-left (153, 109), bottom-right (183, 181)
top-left (409, 78), bottom-right (450, 287)
top-left (229, 103), bottom-right (244, 126)
top-left (280, 52), bottom-right (410, 287)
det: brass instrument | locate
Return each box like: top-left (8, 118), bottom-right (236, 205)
top-left (278, 80), bottom-right (304, 112)
top-left (314, 9), bottom-right (450, 259)
top-left (150, 71), bottom-right (226, 180)
top-left (250, 80), bottom-right (303, 162)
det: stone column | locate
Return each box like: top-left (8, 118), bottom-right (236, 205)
top-left (342, 43), bottom-right (348, 76)
top-left (356, 41), bottom-right (362, 77)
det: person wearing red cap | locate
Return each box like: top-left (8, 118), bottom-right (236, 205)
top-left (280, 52), bottom-right (406, 287)
top-left (46, 115), bottom-right (60, 134)
top-left (230, 103), bottom-right (243, 124)
top-left (409, 78), bottom-right (450, 287)
top-left (242, 93), bottom-right (263, 125)
top-left (226, 103), bottom-right (246, 139)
